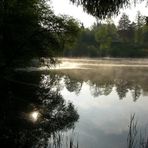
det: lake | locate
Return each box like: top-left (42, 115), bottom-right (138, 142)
top-left (1, 58), bottom-right (148, 148)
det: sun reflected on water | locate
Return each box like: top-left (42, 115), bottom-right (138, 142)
top-left (30, 111), bottom-right (39, 122)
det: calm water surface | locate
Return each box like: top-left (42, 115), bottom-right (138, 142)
top-left (1, 58), bottom-right (148, 148)
top-left (55, 59), bottom-right (148, 148)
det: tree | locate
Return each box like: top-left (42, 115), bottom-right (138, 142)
top-left (142, 23), bottom-right (148, 44)
top-left (0, 0), bottom-right (80, 69)
top-left (118, 13), bottom-right (133, 42)
top-left (135, 11), bottom-right (145, 43)
top-left (118, 13), bottom-right (131, 30)
top-left (95, 21), bottom-right (118, 56)
top-left (70, 0), bottom-right (147, 18)
top-left (64, 27), bottom-right (98, 57)
top-left (58, 15), bottom-right (80, 54)
top-left (128, 22), bottom-right (136, 43)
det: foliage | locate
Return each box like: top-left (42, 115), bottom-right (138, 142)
top-left (64, 27), bottom-right (98, 57)
top-left (70, 0), bottom-right (147, 18)
top-left (64, 12), bottom-right (148, 58)
top-left (143, 24), bottom-right (148, 44)
top-left (95, 20), bottom-right (118, 55)
top-left (118, 13), bottom-right (131, 31)
top-left (135, 11), bottom-right (146, 43)
top-left (0, 0), bottom-right (80, 68)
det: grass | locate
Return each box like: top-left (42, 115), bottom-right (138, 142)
top-left (48, 131), bottom-right (79, 148)
top-left (127, 114), bottom-right (148, 148)
top-left (48, 114), bottom-right (148, 148)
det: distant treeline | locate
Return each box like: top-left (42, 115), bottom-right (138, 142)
top-left (64, 12), bottom-right (148, 58)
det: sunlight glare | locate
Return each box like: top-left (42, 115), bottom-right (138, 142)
top-left (30, 111), bottom-right (39, 122)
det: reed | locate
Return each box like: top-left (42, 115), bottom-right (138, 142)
top-left (127, 114), bottom-right (148, 148)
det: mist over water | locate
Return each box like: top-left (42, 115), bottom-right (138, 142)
top-left (57, 58), bottom-right (148, 69)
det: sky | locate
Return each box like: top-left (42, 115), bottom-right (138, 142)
top-left (50, 0), bottom-right (148, 28)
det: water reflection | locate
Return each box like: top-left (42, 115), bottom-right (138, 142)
top-left (0, 72), bottom-right (79, 148)
top-left (54, 67), bottom-right (148, 101)
top-left (1, 64), bottom-right (148, 148)
top-left (53, 66), bottom-right (148, 148)
top-left (30, 111), bottom-right (40, 122)
top-left (89, 81), bottom-right (113, 97)
top-left (64, 76), bottom-right (83, 95)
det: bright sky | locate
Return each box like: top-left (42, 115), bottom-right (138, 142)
top-left (50, 0), bottom-right (148, 28)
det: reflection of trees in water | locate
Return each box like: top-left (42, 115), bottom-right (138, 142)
top-left (88, 79), bottom-right (142, 101)
top-left (0, 73), bottom-right (79, 148)
top-left (130, 85), bottom-right (142, 102)
top-left (64, 75), bottom-right (83, 95)
top-left (115, 79), bottom-right (129, 100)
top-left (89, 81), bottom-right (113, 97)
top-left (115, 80), bottom-right (142, 101)
top-left (38, 74), bottom-right (79, 131)
top-left (58, 72), bottom-right (143, 101)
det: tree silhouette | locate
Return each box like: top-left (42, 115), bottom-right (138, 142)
top-left (0, 0), bottom-right (80, 69)
top-left (0, 72), bottom-right (79, 148)
top-left (70, 0), bottom-right (147, 18)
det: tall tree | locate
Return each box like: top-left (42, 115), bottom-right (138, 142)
top-left (95, 21), bottom-right (118, 56)
top-left (142, 17), bottom-right (148, 45)
top-left (128, 22), bottom-right (136, 43)
top-left (135, 11), bottom-right (145, 43)
top-left (118, 13), bottom-right (131, 30)
top-left (118, 13), bottom-right (131, 42)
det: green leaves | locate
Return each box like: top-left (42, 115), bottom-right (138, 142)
top-left (95, 22), bottom-right (117, 50)
top-left (0, 0), bottom-right (80, 68)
